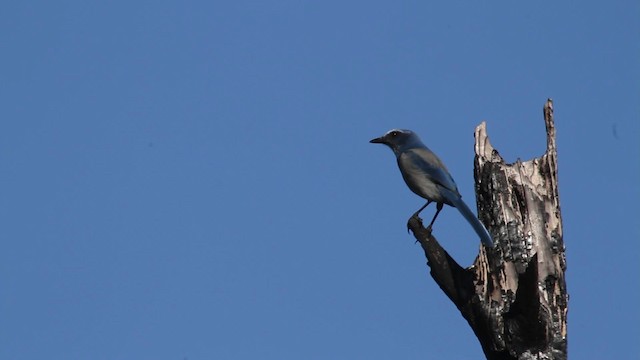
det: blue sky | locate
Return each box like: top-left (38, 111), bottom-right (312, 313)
top-left (1, 1), bottom-right (638, 359)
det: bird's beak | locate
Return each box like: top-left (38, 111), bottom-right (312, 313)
top-left (369, 136), bottom-right (385, 144)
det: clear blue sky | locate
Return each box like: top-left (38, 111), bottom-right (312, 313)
top-left (1, 1), bottom-right (638, 359)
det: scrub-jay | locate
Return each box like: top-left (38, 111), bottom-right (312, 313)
top-left (370, 129), bottom-right (494, 247)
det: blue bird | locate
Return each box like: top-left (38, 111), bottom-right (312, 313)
top-left (370, 129), bottom-right (494, 247)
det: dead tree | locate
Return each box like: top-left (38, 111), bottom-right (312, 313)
top-left (407, 99), bottom-right (567, 360)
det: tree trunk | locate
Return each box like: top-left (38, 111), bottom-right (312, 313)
top-left (407, 99), bottom-right (568, 360)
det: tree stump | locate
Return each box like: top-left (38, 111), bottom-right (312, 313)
top-left (407, 99), bottom-right (568, 360)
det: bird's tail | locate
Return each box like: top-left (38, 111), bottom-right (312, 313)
top-left (444, 191), bottom-right (494, 247)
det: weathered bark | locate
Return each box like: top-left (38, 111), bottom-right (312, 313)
top-left (408, 99), bottom-right (567, 360)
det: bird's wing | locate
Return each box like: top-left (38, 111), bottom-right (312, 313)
top-left (401, 147), bottom-right (459, 194)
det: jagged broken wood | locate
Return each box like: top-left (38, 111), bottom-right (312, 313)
top-left (407, 99), bottom-right (568, 360)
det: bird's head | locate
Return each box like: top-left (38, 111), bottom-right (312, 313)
top-left (370, 129), bottom-right (422, 154)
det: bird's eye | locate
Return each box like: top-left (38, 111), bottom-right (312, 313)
top-left (391, 131), bottom-right (398, 137)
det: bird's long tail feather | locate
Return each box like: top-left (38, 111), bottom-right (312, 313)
top-left (444, 191), bottom-right (494, 247)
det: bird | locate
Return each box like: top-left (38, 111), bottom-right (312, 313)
top-left (370, 129), bottom-right (494, 247)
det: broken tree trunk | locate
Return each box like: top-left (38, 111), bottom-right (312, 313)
top-left (407, 99), bottom-right (568, 360)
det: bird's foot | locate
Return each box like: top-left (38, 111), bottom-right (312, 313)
top-left (407, 212), bottom-right (424, 236)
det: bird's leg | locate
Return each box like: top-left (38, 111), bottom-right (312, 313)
top-left (407, 201), bottom-right (432, 234)
top-left (426, 202), bottom-right (444, 231)
top-left (412, 200), bottom-right (432, 218)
